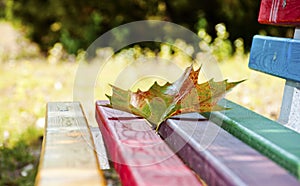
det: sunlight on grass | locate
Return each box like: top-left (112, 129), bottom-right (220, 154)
top-left (0, 50), bottom-right (285, 147)
top-left (0, 57), bottom-right (78, 185)
top-left (93, 49), bottom-right (285, 121)
top-left (0, 60), bottom-right (78, 146)
top-left (219, 55), bottom-right (285, 120)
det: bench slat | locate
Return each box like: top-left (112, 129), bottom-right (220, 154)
top-left (202, 99), bottom-right (300, 179)
top-left (159, 113), bottom-right (300, 186)
top-left (249, 35), bottom-right (300, 82)
top-left (35, 102), bottom-right (106, 186)
top-left (95, 100), bottom-right (203, 186)
top-left (258, 0), bottom-right (300, 25)
top-left (159, 113), bottom-right (299, 185)
top-left (90, 127), bottom-right (111, 169)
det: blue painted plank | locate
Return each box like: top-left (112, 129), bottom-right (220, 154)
top-left (249, 35), bottom-right (300, 82)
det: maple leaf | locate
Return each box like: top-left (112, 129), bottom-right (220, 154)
top-left (105, 65), bottom-right (244, 130)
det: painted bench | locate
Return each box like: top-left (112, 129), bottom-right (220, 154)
top-left (35, 102), bottom-right (204, 186)
top-left (97, 100), bottom-right (299, 186)
top-left (35, 0), bottom-right (300, 185)
top-left (200, 0), bottom-right (300, 179)
top-left (35, 101), bottom-right (299, 186)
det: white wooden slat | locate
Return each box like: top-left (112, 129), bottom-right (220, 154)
top-left (90, 127), bottom-right (110, 169)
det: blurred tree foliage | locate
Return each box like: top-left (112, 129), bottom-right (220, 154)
top-left (1, 0), bottom-right (292, 54)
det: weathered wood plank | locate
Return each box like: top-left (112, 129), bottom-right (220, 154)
top-left (258, 0), bottom-right (300, 25)
top-left (90, 127), bottom-right (110, 169)
top-left (95, 100), bottom-right (203, 186)
top-left (249, 35), bottom-right (300, 82)
top-left (159, 113), bottom-right (300, 186)
top-left (202, 99), bottom-right (300, 179)
top-left (35, 102), bottom-right (106, 186)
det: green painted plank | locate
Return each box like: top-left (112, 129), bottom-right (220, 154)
top-left (202, 99), bottom-right (300, 179)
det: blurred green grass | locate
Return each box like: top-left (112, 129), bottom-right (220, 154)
top-left (0, 60), bottom-right (78, 145)
top-left (220, 55), bottom-right (285, 119)
top-left (0, 53), bottom-right (285, 146)
top-left (0, 60), bottom-right (78, 185)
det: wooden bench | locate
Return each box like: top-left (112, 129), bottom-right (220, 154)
top-left (35, 101), bottom-right (299, 186)
top-left (96, 97), bottom-right (300, 186)
top-left (256, 0), bottom-right (300, 133)
top-left (201, 0), bottom-right (300, 178)
top-left (35, 0), bottom-right (300, 185)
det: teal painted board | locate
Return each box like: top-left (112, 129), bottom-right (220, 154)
top-left (249, 35), bottom-right (300, 82)
top-left (202, 99), bottom-right (300, 179)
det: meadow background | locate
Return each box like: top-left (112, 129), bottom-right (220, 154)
top-left (0, 0), bottom-right (290, 185)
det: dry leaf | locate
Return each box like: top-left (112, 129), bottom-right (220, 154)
top-left (105, 65), bottom-right (244, 130)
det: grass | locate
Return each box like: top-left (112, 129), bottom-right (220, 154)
top-left (93, 50), bottom-right (285, 120)
top-left (0, 59), bottom-right (78, 185)
top-left (0, 60), bottom-right (78, 146)
top-left (0, 138), bottom-right (38, 186)
top-left (220, 55), bottom-right (285, 120)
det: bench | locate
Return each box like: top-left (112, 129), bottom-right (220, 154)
top-left (35, 0), bottom-right (300, 185)
top-left (199, 0), bottom-right (300, 179)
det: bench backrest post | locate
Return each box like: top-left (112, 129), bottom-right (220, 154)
top-left (250, 0), bottom-right (300, 133)
top-left (278, 28), bottom-right (300, 132)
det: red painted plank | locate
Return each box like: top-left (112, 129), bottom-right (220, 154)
top-left (159, 113), bottom-right (300, 186)
top-left (95, 101), bottom-right (202, 186)
top-left (258, 0), bottom-right (300, 25)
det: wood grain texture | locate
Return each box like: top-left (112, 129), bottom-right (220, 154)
top-left (258, 0), bottom-right (300, 25)
top-left (35, 102), bottom-right (106, 186)
top-left (95, 100), bottom-right (202, 186)
top-left (202, 99), bottom-right (300, 179)
top-left (159, 113), bottom-right (300, 186)
top-left (249, 35), bottom-right (300, 82)
top-left (90, 127), bottom-right (110, 169)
